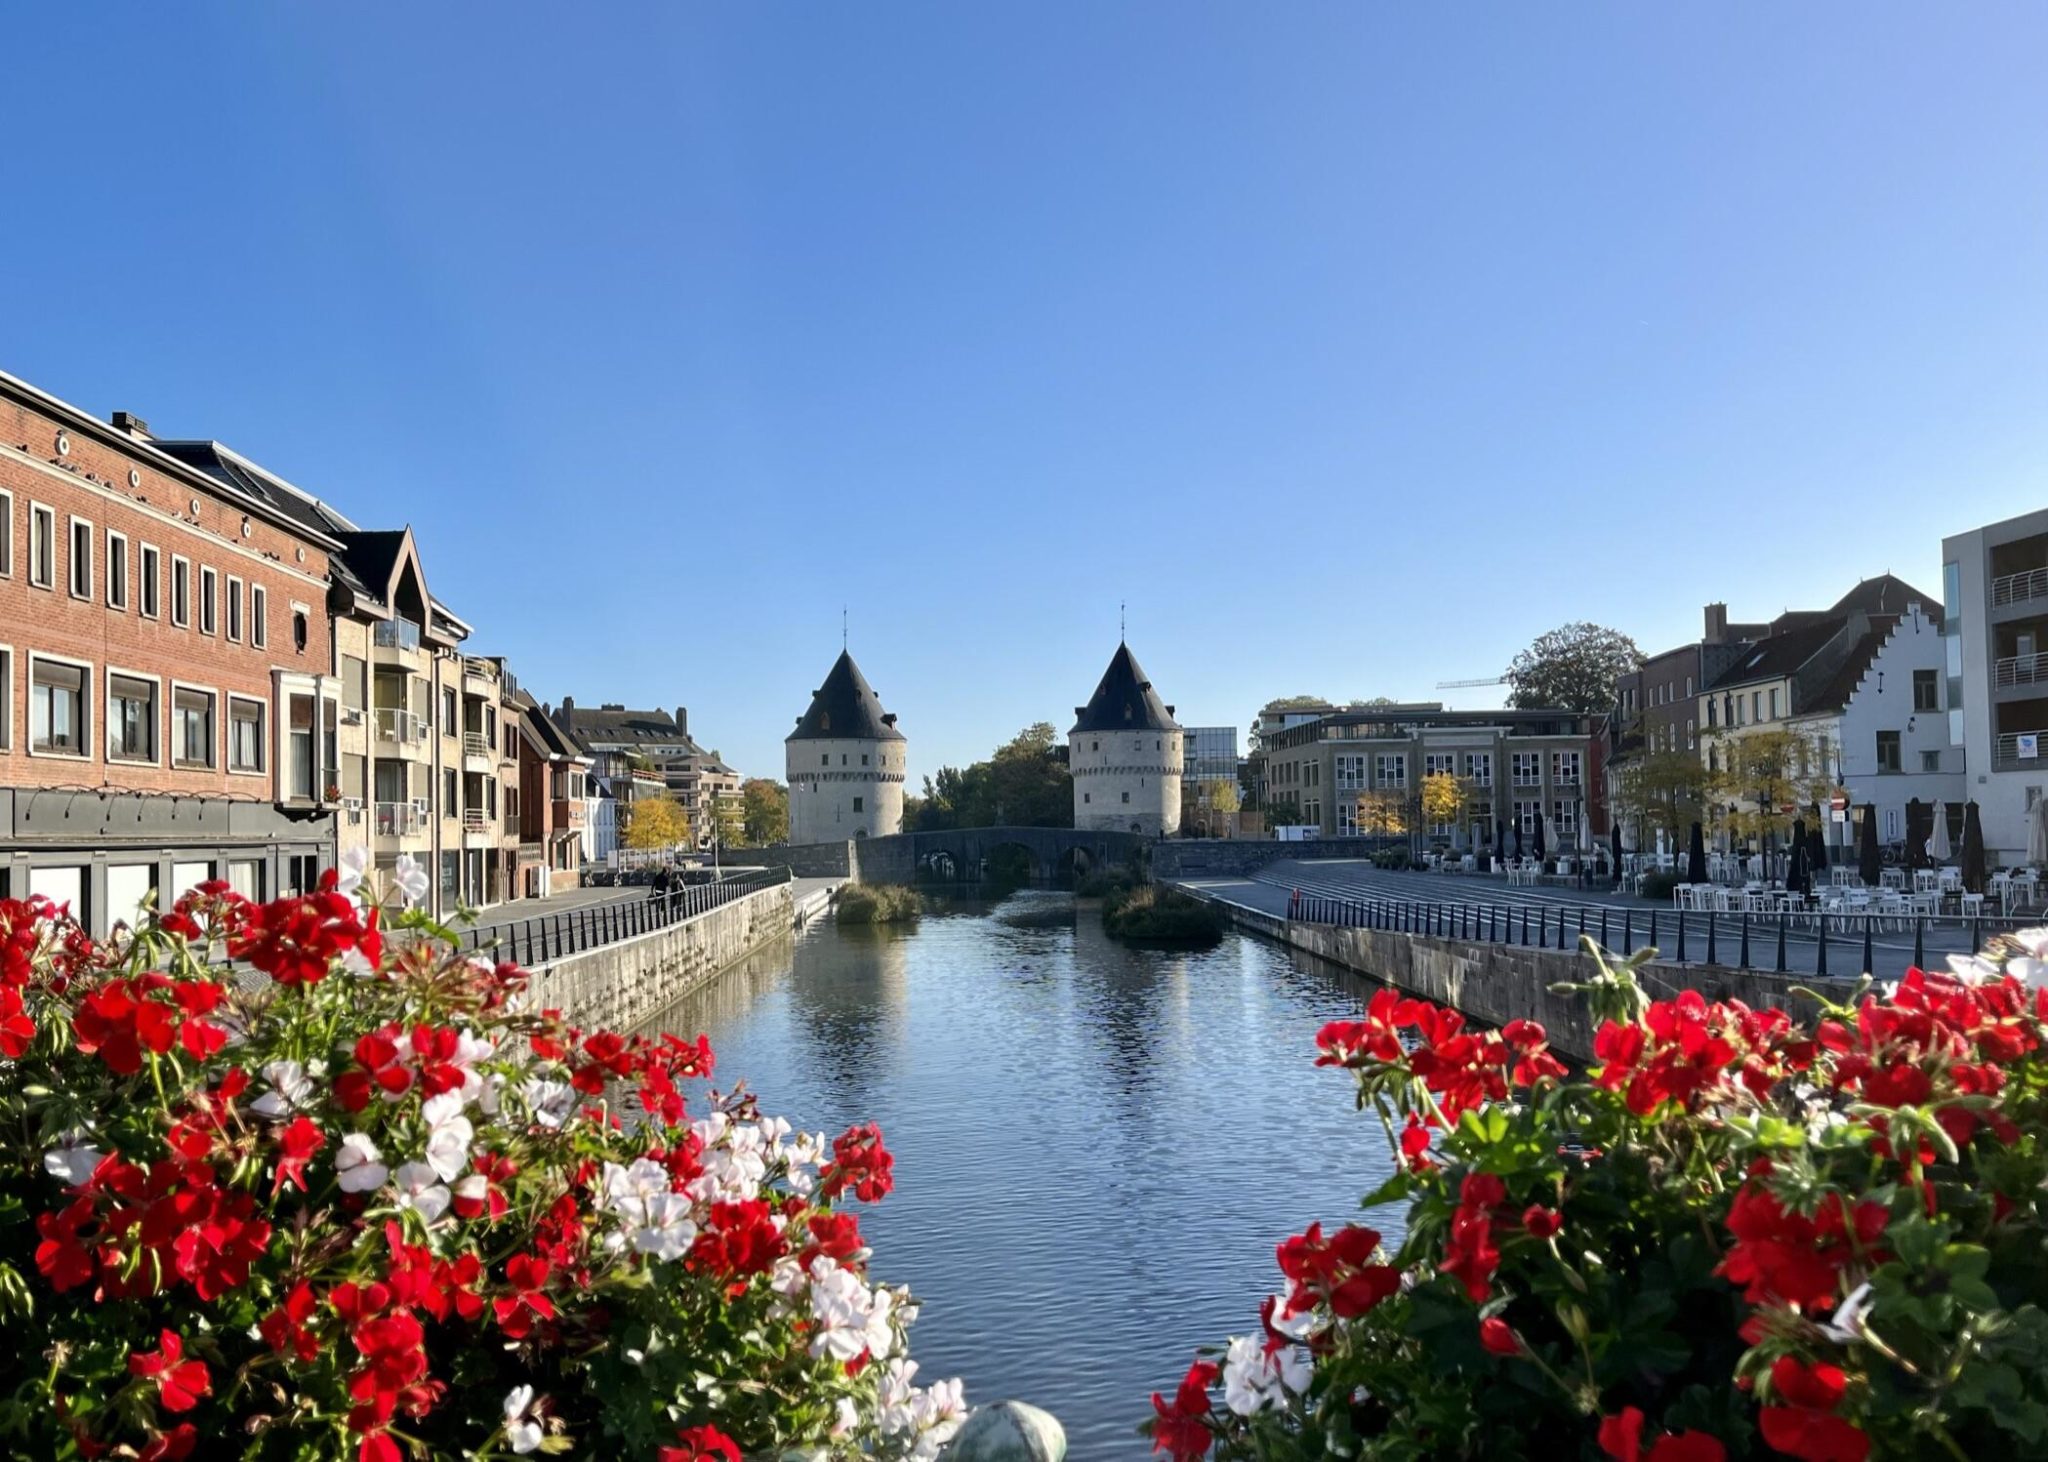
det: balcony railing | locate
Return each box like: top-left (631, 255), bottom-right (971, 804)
top-left (1993, 565), bottom-right (2048, 609)
top-left (462, 732), bottom-right (490, 758)
top-left (373, 619), bottom-right (422, 651)
top-left (373, 801), bottom-right (424, 838)
top-left (1994, 652), bottom-right (2048, 688)
top-left (463, 809), bottom-right (488, 833)
top-left (374, 707), bottom-right (428, 744)
top-left (1994, 730), bottom-right (2048, 771)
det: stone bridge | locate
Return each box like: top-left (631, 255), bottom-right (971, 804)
top-left (716, 828), bottom-right (1150, 886)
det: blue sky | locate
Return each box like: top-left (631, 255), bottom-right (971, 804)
top-left (6, 5), bottom-right (2046, 781)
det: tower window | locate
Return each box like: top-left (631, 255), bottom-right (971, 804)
top-left (853, 797), bottom-right (864, 813)
top-left (1121, 792), bottom-right (1130, 804)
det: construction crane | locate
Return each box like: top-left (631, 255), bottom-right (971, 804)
top-left (1436, 676), bottom-right (1508, 690)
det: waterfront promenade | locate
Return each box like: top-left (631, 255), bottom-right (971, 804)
top-left (1173, 858), bottom-right (1993, 979)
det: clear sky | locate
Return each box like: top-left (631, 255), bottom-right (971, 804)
top-left (6, 5), bottom-right (2046, 782)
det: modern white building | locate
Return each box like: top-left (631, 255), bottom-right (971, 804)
top-left (1943, 508), bottom-right (2048, 863)
top-left (1070, 642), bottom-right (1183, 836)
top-left (785, 651), bottom-right (905, 843)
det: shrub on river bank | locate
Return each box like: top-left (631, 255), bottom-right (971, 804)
top-left (1149, 932), bottom-right (2048, 1462)
top-left (837, 883), bottom-right (924, 925)
top-left (1101, 885), bottom-right (1225, 946)
top-left (0, 861), bottom-right (964, 1462)
top-left (1075, 866), bottom-right (1141, 899)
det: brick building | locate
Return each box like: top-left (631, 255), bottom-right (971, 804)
top-left (0, 371), bottom-right (338, 930)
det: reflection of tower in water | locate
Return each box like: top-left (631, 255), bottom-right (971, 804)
top-left (632, 934), bottom-right (798, 1041)
top-left (782, 922), bottom-right (912, 1116)
top-left (1067, 904), bottom-right (1184, 1110)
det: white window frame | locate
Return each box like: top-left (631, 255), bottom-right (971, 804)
top-left (1463, 751), bottom-right (1492, 786)
top-left (105, 666), bottom-right (162, 767)
top-left (170, 554), bottom-right (192, 628)
top-left (199, 565), bottom-right (219, 636)
top-left (105, 529), bottom-right (128, 611)
top-left (250, 584), bottom-right (267, 649)
top-left (226, 574), bottom-right (243, 643)
top-left (1551, 799), bottom-right (1579, 836)
top-left (67, 516), bottom-right (93, 601)
top-left (227, 695), bottom-right (268, 776)
top-left (0, 488), bottom-right (12, 578)
top-left (171, 681), bottom-right (220, 771)
top-left (27, 652), bottom-right (92, 760)
top-left (1512, 751), bottom-right (1541, 787)
top-left (139, 543), bottom-right (161, 619)
top-left (1334, 753), bottom-right (1367, 791)
top-left (1552, 750), bottom-right (1582, 785)
top-left (1374, 752), bottom-right (1406, 789)
top-left (28, 502), bottom-right (55, 589)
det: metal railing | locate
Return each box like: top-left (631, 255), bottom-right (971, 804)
top-left (1992, 565), bottom-right (2048, 608)
top-left (1284, 889), bottom-right (2030, 978)
top-left (462, 731), bottom-right (490, 758)
top-left (373, 801), bottom-right (423, 837)
top-left (374, 707), bottom-right (428, 744)
top-left (462, 808), bottom-right (488, 833)
top-left (1994, 651), bottom-right (2048, 688)
top-left (1994, 731), bottom-right (2046, 771)
top-left (457, 867), bottom-right (793, 966)
top-left (373, 619), bottom-right (422, 651)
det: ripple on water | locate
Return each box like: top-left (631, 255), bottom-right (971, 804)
top-left (644, 891), bottom-right (1402, 1461)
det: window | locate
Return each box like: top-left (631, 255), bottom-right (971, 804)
top-left (1920, 749), bottom-right (1941, 773)
top-left (140, 544), bottom-right (160, 618)
top-left (861, 754), bottom-right (869, 766)
top-left (27, 503), bottom-right (55, 588)
top-left (174, 687), bottom-right (216, 769)
top-left (1121, 791), bottom-right (1131, 804)
top-left (1768, 688), bottom-right (1779, 720)
top-left (444, 768), bottom-right (458, 808)
top-left (1551, 800), bottom-right (1579, 836)
top-left (1513, 799), bottom-right (1541, 834)
top-left (1424, 752), bottom-right (1455, 778)
top-left (1913, 669), bottom-right (1938, 712)
top-left (1751, 691), bottom-right (1761, 722)
top-left (1462, 752), bottom-right (1492, 786)
top-left (1876, 730), bottom-right (1902, 773)
top-left (1552, 750), bottom-right (1582, 784)
top-left (106, 532), bottom-right (127, 610)
top-left (1336, 801), bottom-right (1358, 836)
top-left (108, 673), bottom-right (157, 762)
top-left (1706, 698), bottom-right (1718, 728)
top-left (1334, 753), bottom-right (1367, 790)
top-left (852, 796), bottom-right (865, 812)
top-left (250, 585), bottom-right (267, 648)
top-left (171, 556), bottom-right (191, 627)
top-left (341, 655), bottom-right (367, 712)
top-left (226, 576), bottom-right (243, 641)
top-left (441, 687), bottom-right (456, 732)
top-left (0, 489), bottom-right (10, 576)
top-left (200, 567), bottom-right (218, 635)
top-left (30, 658), bottom-right (88, 756)
top-left (67, 519), bottom-right (92, 599)
top-left (1512, 751), bottom-right (1541, 786)
top-left (822, 753), bottom-right (830, 767)
top-left (228, 698), bottom-right (266, 773)
top-left (1374, 753), bottom-right (1406, 789)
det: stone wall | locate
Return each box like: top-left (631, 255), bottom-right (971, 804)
top-left (1201, 897), bottom-right (1856, 1063)
top-left (1069, 728), bottom-right (1183, 836)
top-left (714, 841), bottom-right (857, 878)
top-left (528, 880), bottom-right (795, 1033)
top-left (1153, 836), bottom-right (1400, 879)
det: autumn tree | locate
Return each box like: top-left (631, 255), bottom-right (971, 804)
top-left (1707, 727), bottom-right (1833, 848)
top-left (1504, 623), bottom-right (1644, 715)
top-left (1356, 789), bottom-right (1409, 837)
top-left (622, 795), bottom-right (690, 851)
top-left (1612, 750), bottom-right (1710, 851)
top-left (1183, 779), bottom-right (1242, 837)
top-left (740, 778), bottom-right (788, 845)
top-left (1420, 772), bottom-right (1465, 835)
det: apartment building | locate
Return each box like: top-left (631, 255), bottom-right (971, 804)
top-left (1942, 508), bottom-right (2048, 863)
top-left (154, 443), bottom-right (528, 919)
top-left (551, 700), bottom-right (735, 849)
top-left (0, 373), bottom-right (338, 932)
top-left (512, 692), bottom-right (591, 896)
top-left (1261, 705), bottom-right (1602, 849)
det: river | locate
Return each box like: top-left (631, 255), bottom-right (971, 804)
top-left (647, 890), bottom-right (1399, 1460)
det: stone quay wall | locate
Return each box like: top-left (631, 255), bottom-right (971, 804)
top-left (1201, 897), bottom-right (1855, 1063)
top-left (529, 880), bottom-right (795, 1033)
top-left (1152, 837), bottom-right (1401, 879)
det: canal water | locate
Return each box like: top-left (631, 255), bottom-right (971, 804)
top-left (648, 891), bottom-right (1399, 1460)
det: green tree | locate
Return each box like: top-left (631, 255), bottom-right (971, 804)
top-left (740, 778), bottom-right (788, 845)
top-left (1612, 750), bottom-right (1709, 850)
top-left (1504, 623), bottom-right (1645, 715)
top-left (908, 724), bottom-right (1072, 830)
top-left (1707, 727), bottom-right (1833, 848)
top-left (623, 795), bottom-right (689, 850)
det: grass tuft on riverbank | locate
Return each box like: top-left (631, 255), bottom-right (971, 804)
top-left (1101, 883), bottom-right (1226, 946)
top-left (836, 883), bottom-right (923, 926)
top-left (1075, 866), bottom-right (1142, 899)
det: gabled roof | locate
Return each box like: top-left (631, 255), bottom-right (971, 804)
top-left (152, 439), bottom-right (359, 542)
top-left (334, 531), bottom-right (407, 604)
top-left (1708, 618), bottom-right (1844, 690)
top-left (789, 651), bottom-right (904, 743)
top-left (1803, 618), bottom-right (1899, 716)
top-left (1071, 642), bottom-right (1180, 735)
top-left (1830, 573), bottom-right (1942, 627)
top-left (556, 704), bottom-right (708, 756)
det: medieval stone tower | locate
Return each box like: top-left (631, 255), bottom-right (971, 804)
top-left (786, 650), bottom-right (906, 842)
top-left (1070, 641), bottom-right (1183, 836)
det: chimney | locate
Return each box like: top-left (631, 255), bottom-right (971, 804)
top-left (1704, 602), bottom-right (1729, 644)
top-left (111, 411), bottom-right (151, 440)
top-left (559, 695), bottom-right (574, 719)
top-left (674, 707), bottom-right (688, 736)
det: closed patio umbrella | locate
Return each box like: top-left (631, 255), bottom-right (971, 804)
top-left (1928, 800), bottom-right (1952, 863)
top-left (1858, 805), bottom-right (1881, 887)
top-left (1807, 815), bottom-right (1829, 877)
top-left (1577, 803), bottom-right (1592, 855)
top-left (1513, 822), bottom-right (1524, 861)
top-left (1963, 802), bottom-right (1987, 894)
top-left (1611, 823), bottom-right (1624, 885)
top-left (1904, 799), bottom-right (1927, 870)
top-left (1789, 818), bottom-right (1809, 896)
top-left (1533, 811), bottom-right (1548, 863)
top-left (1687, 821), bottom-right (1707, 884)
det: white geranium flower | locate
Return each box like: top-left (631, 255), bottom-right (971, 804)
top-left (630, 1191), bottom-right (699, 1262)
top-left (336, 845), bottom-right (370, 898)
top-left (393, 853), bottom-right (430, 908)
top-left (832, 1396), bottom-right (861, 1438)
top-left (424, 1112), bottom-right (474, 1184)
top-left (335, 1132), bottom-right (387, 1193)
top-left (339, 945), bottom-right (377, 980)
top-left (250, 1059), bottom-right (315, 1120)
top-left (808, 1257), bottom-right (896, 1364)
top-left (43, 1146), bottom-right (102, 1188)
top-left (905, 1377), bottom-right (968, 1460)
top-left (503, 1385), bottom-right (542, 1454)
top-left (1820, 1281), bottom-right (1876, 1344)
top-left (1222, 1334), bottom-right (1308, 1415)
top-left (393, 1161), bottom-right (451, 1222)
top-left (521, 1078), bottom-right (576, 1129)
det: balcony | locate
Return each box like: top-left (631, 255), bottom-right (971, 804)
top-left (374, 707), bottom-right (429, 747)
top-left (1993, 565), bottom-right (2048, 610)
top-left (462, 731), bottom-right (491, 759)
top-left (373, 801), bottom-right (424, 838)
top-left (463, 808), bottom-right (488, 833)
top-left (1996, 652), bottom-right (2048, 689)
top-left (461, 657), bottom-right (512, 698)
top-left (372, 619), bottom-right (422, 652)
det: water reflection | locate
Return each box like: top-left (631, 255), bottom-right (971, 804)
top-left (640, 892), bottom-right (1399, 1461)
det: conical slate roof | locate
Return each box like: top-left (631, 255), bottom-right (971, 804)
top-left (788, 651), bottom-right (904, 742)
top-left (1071, 642), bottom-right (1180, 735)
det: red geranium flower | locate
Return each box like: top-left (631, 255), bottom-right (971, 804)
top-left (128, 1330), bottom-right (211, 1412)
top-left (659, 1424), bottom-right (742, 1462)
top-left (1150, 1359), bottom-right (1219, 1461)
